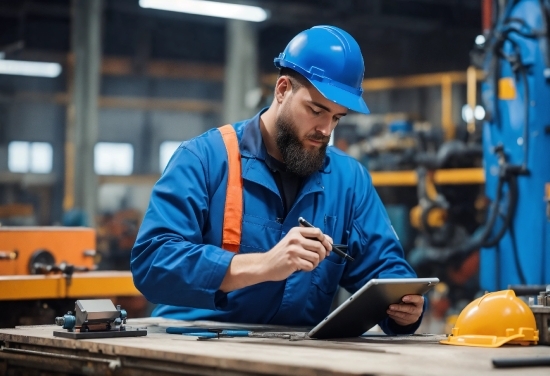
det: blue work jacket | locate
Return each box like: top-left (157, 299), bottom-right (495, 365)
top-left (131, 110), bottom-right (423, 334)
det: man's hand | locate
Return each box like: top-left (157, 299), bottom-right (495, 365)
top-left (219, 226), bottom-right (332, 292)
top-left (261, 226), bottom-right (333, 281)
top-left (387, 295), bottom-right (424, 327)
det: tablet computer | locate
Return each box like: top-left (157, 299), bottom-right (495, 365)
top-left (308, 277), bottom-right (439, 339)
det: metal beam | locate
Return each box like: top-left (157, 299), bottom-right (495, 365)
top-left (3, 50), bottom-right (224, 80)
top-left (222, 20), bottom-right (259, 124)
top-left (101, 57), bottom-right (224, 81)
top-left (66, 0), bottom-right (103, 227)
top-left (0, 91), bottom-right (222, 113)
top-left (97, 168), bottom-right (486, 187)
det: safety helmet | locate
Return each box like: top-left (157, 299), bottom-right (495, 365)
top-left (274, 25), bottom-right (370, 114)
top-left (440, 290), bottom-right (539, 348)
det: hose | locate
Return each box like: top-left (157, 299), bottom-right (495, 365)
top-left (482, 174), bottom-right (518, 247)
top-left (508, 213), bottom-right (527, 284)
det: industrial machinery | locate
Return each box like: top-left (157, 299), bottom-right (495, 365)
top-left (0, 227), bottom-right (142, 328)
top-left (528, 285), bottom-right (550, 345)
top-left (340, 114), bottom-right (443, 172)
top-left (407, 142), bottom-right (484, 317)
top-left (409, 0), bottom-right (550, 322)
top-left (338, 0), bottom-right (550, 318)
top-left (0, 227), bottom-right (96, 276)
top-left (54, 299), bottom-right (147, 339)
top-left (470, 0), bottom-right (550, 291)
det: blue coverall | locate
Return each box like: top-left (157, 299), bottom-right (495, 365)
top-left (131, 109), bottom-right (423, 334)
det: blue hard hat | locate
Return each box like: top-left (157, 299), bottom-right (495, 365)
top-left (274, 25), bottom-right (370, 114)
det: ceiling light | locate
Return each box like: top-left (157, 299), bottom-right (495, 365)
top-left (474, 105), bottom-right (486, 120)
top-left (475, 35), bottom-right (486, 46)
top-left (139, 0), bottom-right (269, 23)
top-left (0, 59), bottom-right (62, 77)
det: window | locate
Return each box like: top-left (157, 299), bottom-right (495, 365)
top-left (94, 142), bottom-right (134, 175)
top-left (159, 141), bottom-right (181, 172)
top-left (8, 141), bottom-right (53, 173)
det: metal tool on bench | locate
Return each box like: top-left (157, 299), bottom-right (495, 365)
top-left (180, 329), bottom-right (250, 340)
top-left (528, 285), bottom-right (550, 345)
top-left (492, 356), bottom-right (550, 368)
top-left (54, 299), bottom-right (147, 339)
top-left (166, 326), bottom-right (309, 341)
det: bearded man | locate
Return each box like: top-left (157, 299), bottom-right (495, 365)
top-left (131, 26), bottom-right (425, 334)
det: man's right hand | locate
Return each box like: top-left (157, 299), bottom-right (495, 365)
top-left (219, 226), bottom-right (332, 292)
top-left (261, 226), bottom-right (333, 281)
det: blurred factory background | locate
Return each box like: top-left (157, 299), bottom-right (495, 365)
top-left (0, 0), bottom-right (548, 333)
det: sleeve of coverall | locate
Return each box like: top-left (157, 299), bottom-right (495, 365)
top-left (130, 144), bottom-right (235, 310)
top-left (339, 167), bottom-right (427, 335)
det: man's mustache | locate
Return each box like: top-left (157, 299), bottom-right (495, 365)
top-left (307, 132), bottom-right (330, 143)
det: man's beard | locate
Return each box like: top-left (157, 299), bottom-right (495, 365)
top-left (275, 109), bottom-right (330, 177)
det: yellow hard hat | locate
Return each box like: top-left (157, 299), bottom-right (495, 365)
top-left (440, 290), bottom-right (539, 348)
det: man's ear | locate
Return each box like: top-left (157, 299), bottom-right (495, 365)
top-left (274, 76), bottom-right (292, 104)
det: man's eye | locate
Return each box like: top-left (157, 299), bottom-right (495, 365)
top-left (310, 108), bottom-right (321, 115)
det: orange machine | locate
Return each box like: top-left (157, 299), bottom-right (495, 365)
top-left (0, 227), bottom-right (96, 275)
top-left (0, 227), bottom-right (143, 329)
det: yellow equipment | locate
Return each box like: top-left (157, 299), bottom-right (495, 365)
top-left (440, 290), bottom-right (539, 348)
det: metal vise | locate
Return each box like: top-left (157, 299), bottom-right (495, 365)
top-left (529, 285), bottom-right (550, 345)
top-left (55, 299), bottom-right (127, 333)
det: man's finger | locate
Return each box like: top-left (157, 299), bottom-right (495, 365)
top-left (388, 314), bottom-right (417, 326)
top-left (402, 295), bottom-right (424, 305)
top-left (296, 258), bottom-right (315, 272)
top-left (296, 226), bottom-right (334, 254)
top-left (322, 234), bottom-right (333, 252)
top-left (296, 247), bottom-right (321, 268)
top-left (388, 311), bottom-right (412, 321)
top-left (389, 303), bottom-right (418, 315)
top-left (298, 226), bottom-right (325, 241)
top-left (302, 238), bottom-right (328, 260)
top-left (300, 243), bottom-right (326, 265)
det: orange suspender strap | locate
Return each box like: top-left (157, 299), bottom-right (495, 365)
top-left (217, 124), bottom-right (243, 253)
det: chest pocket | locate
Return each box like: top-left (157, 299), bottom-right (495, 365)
top-left (318, 215), bottom-right (343, 272)
top-left (239, 213), bottom-right (282, 253)
top-left (306, 215), bottom-right (345, 319)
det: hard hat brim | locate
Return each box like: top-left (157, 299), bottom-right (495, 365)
top-left (439, 333), bottom-right (528, 348)
top-left (308, 79), bottom-right (370, 114)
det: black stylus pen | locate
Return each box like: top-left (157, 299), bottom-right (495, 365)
top-left (298, 217), bottom-right (355, 262)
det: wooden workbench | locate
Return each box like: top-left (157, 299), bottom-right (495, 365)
top-left (1, 318), bottom-right (549, 375)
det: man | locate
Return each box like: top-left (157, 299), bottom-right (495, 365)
top-left (131, 25), bottom-right (425, 334)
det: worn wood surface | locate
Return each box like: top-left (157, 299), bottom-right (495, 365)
top-left (1, 318), bottom-right (550, 376)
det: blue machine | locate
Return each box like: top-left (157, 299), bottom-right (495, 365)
top-left (479, 0), bottom-right (550, 290)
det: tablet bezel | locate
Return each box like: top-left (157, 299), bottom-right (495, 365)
top-left (308, 277), bottom-right (439, 339)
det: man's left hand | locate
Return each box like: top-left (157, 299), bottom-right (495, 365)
top-left (387, 295), bottom-right (424, 326)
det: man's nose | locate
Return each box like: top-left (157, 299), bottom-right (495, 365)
top-left (316, 118), bottom-right (333, 136)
